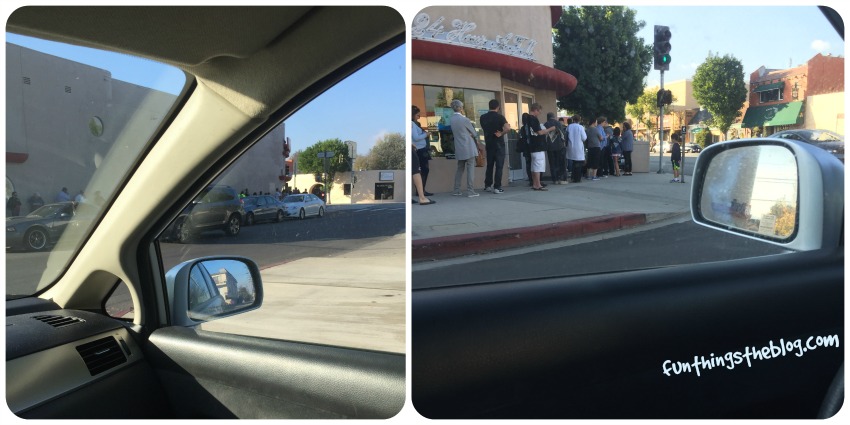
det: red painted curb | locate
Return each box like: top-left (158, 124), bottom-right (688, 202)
top-left (413, 213), bottom-right (647, 262)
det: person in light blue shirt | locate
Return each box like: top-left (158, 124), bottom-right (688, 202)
top-left (411, 105), bottom-right (433, 196)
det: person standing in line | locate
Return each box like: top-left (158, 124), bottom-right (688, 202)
top-left (544, 112), bottom-right (567, 184)
top-left (480, 99), bottom-right (510, 194)
top-left (597, 117), bottom-right (610, 177)
top-left (449, 99), bottom-right (482, 198)
top-left (411, 139), bottom-right (436, 205)
top-left (610, 127), bottom-right (623, 177)
top-left (621, 121), bottom-right (635, 175)
top-left (526, 103), bottom-right (558, 191)
top-left (7, 191), bottom-right (22, 216)
top-left (566, 115), bottom-right (588, 183)
top-left (411, 105), bottom-right (433, 197)
top-left (585, 117), bottom-right (604, 181)
top-left (28, 192), bottom-right (45, 213)
top-left (519, 113), bottom-right (534, 185)
top-left (670, 134), bottom-right (682, 183)
top-left (56, 187), bottom-right (71, 203)
top-left (74, 190), bottom-right (86, 203)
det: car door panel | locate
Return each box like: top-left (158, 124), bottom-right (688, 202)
top-left (145, 326), bottom-right (405, 419)
top-left (16, 362), bottom-right (174, 419)
top-left (413, 249), bottom-right (843, 419)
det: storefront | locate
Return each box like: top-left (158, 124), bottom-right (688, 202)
top-left (411, 6), bottom-right (576, 192)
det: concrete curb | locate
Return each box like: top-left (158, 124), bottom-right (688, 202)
top-left (412, 213), bottom-right (647, 262)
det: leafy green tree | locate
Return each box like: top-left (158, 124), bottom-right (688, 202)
top-left (695, 129), bottom-right (712, 147)
top-left (625, 89), bottom-right (660, 142)
top-left (692, 54), bottom-right (748, 139)
top-left (297, 138), bottom-right (350, 188)
top-left (364, 132), bottom-right (405, 170)
top-left (553, 6), bottom-right (653, 122)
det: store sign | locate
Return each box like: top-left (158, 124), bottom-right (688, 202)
top-left (412, 13), bottom-right (537, 61)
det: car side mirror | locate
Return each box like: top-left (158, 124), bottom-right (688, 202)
top-left (691, 139), bottom-right (843, 251)
top-left (165, 256), bottom-right (264, 326)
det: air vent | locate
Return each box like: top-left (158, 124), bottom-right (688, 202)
top-left (22, 77), bottom-right (31, 85)
top-left (32, 314), bottom-right (85, 328)
top-left (76, 337), bottom-right (127, 376)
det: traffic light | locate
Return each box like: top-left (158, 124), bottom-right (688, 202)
top-left (656, 89), bottom-right (673, 107)
top-left (653, 25), bottom-right (671, 71)
top-left (662, 89), bottom-right (673, 106)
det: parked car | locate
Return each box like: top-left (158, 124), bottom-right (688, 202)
top-left (165, 185), bottom-right (245, 242)
top-left (282, 193), bottom-right (325, 219)
top-left (769, 129), bottom-right (844, 162)
top-left (685, 143), bottom-right (702, 153)
top-left (242, 195), bottom-right (284, 225)
top-left (6, 202), bottom-right (77, 251)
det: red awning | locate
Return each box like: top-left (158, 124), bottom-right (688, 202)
top-left (413, 39), bottom-right (577, 97)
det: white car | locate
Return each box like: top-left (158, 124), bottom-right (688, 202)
top-left (282, 193), bottom-right (325, 219)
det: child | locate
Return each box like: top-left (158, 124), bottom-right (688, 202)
top-left (670, 134), bottom-right (682, 183)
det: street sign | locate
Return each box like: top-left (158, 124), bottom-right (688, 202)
top-left (681, 126), bottom-right (687, 135)
top-left (317, 151), bottom-right (335, 158)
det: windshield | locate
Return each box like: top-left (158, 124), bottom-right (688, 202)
top-left (283, 195), bottom-right (304, 203)
top-left (5, 34), bottom-right (188, 297)
top-left (809, 130), bottom-right (843, 142)
top-left (23, 204), bottom-right (69, 218)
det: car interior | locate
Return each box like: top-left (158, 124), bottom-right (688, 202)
top-left (6, 6), bottom-right (404, 419)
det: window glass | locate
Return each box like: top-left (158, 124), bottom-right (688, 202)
top-left (5, 33), bottom-right (187, 298)
top-left (156, 45), bottom-right (406, 354)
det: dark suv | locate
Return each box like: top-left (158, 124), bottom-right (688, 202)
top-left (167, 185), bottom-right (245, 243)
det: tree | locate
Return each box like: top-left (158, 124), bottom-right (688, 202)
top-left (367, 132), bottom-right (405, 170)
top-left (297, 138), bottom-right (351, 189)
top-left (625, 89), bottom-right (660, 142)
top-left (692, 54), bottom-right (748, 139)
top-left (553, 6), bottom-right (653, 122)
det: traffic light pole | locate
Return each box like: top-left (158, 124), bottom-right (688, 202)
top-left (657, 70), bottom-right (665, 174)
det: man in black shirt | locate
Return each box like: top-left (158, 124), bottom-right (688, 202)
top-left (479, 99), bottom-right (510, 194)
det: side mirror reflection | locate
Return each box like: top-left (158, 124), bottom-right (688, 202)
top-left (188, 259), bottom-right (258, 321)
top-left (697, 144), bottom-right (798, 240)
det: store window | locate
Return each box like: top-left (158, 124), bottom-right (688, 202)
top-left (412, 85), bottom-right (497, 156)
top-left (375, 182), bottom-right (394, 200)
top-left (759, 88), bottom-right (784, 103)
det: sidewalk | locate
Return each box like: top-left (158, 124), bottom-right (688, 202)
top-left (412, 171), bottom-right (693, 261)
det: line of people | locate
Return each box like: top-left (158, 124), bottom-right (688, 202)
top-left (409, 98), bottom-right (641, 200)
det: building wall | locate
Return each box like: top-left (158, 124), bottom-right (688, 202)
top-left (216, 124), bottom-right (287, 196)
top-left (806, 54), bottom-right (844, 97)
top-left (415, 6), bottom-right (555, 67)
top-left (412, 61), bottom-right (502, 93)
top-left (5, 44), bottom-right (176, 205)
top-left (805, 92), bottom-right (845, 134)
top-left (7, 44), bottom-right (287, 209)
top-left (748, 65), bottom-right (807, 106)
top-left (288, 170), bottom-right (405, 204)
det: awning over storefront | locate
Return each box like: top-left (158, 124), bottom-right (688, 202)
top-left (753, 82), bottom-right (784, 93)
top-left (741, 101), bottom-right (804, 128)
top-left (412, 39), bottom-right (578, 97)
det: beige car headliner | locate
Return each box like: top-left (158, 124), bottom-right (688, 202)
top-left (7, 6), bottom-right (405, 118)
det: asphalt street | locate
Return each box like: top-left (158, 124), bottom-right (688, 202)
top-left (412, 217), bottom-right (787, 289)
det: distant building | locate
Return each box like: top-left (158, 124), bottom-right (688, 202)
top-left (741, 53), bottom-right (844, 136)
